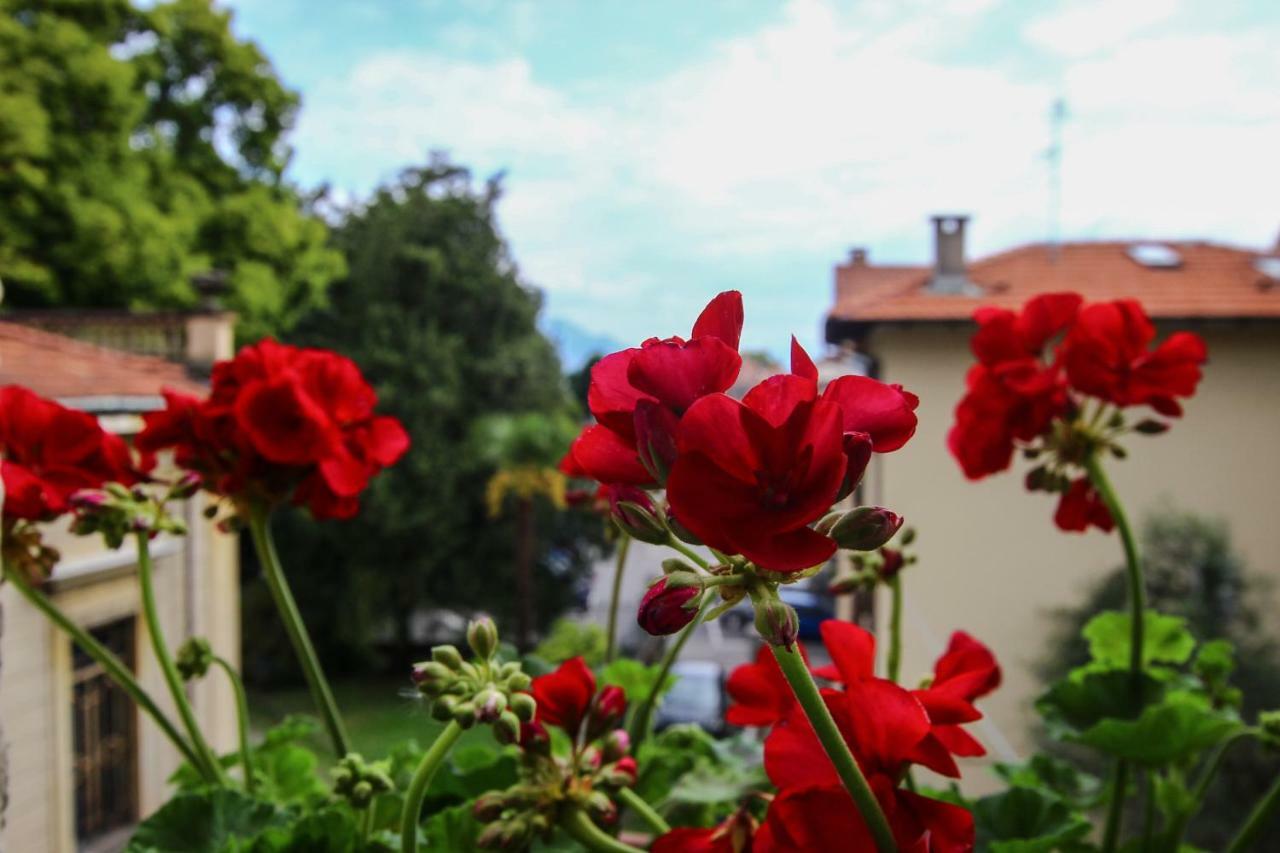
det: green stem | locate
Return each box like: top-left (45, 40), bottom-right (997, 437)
top-left (887, 575), bottom-right (903, 683)
top-left (1140, 770), bottom-right (1155, 851)
top-left (605, 534), bottom-right (632, 663)
top-left (359, 806), bottom-right (374, 844)
top-left (135, 533), bottom-right (226, 785)
top-left (1226, 773), bottom-right (1280, 853)
top-left (617, 786), bottom-right (670, 835)
top-left (3, 563), bottom-right (207, 775)
top-left (213, 655), bottom-right (255, 793)
top-left (248, 510), bottom-right (351, 757)
top-left (665, 534), bottom-right (711, 570)
top-left (1168, 730), bottom-right (1255, 846)
top-left (560, 806), bottom-right (647, 853)
top-left (628, 597), bottom-right (706, 744)
top-left (400, 720), bottom-right (463, 853)
top-left (772, 642), bottom-right (897, 852)
top-left (1085, 454), bottom-right (1144, 853)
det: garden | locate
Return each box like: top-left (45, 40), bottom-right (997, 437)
top-left (3, 286), bottom-right (1277, 852)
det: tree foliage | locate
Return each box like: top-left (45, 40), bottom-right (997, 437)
top-left (0, 0), bottom-right (343, 338)
top-left (257, 161), bottom-right (604, 677)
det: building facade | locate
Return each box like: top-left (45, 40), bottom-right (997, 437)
top-left (825, 218), bottom-right (1280, 762)
top-left (0, 315), bottom-right (240, 852)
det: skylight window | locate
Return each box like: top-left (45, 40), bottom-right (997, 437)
top-left (1127, 243), bottom-right (1182, 269)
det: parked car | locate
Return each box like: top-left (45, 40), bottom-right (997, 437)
top-left (654, 660), bottom-right (727, 735)
top-left (721, 585), bottom-right (835, 641)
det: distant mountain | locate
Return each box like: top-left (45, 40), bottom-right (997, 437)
top-left (542, 316), bottom-right (623, 372)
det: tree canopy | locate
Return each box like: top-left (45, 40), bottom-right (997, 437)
top-left (0, 0), bottom-right (342, 338)
top-left (255, 161), bottom-right (604, 675)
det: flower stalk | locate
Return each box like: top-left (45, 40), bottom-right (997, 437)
top-left (605, 534), bottom-right (631, 662)
top-left (213, 655), bottom-right (255, 792)
top-left (248, 509), bottom-right (351, 757)
top-left (1226, 772), bottom-right (1280, 853)
top-left (617, 786), bottom-right (670, 835)
top-left (560, 806), bottom-right (647, 853)
top-left (400, 720), bottom-right (464, 853)
top-left (887, 575), bottom-right (903, 683)
top-left (1084, 453), bottom-right (1145, 853)
top-left (135, 533), bottom-right (226, 785)
top-left (628, 594), bottom-right (706, 744)
top-left (772, 641), bottom-right (897, 853)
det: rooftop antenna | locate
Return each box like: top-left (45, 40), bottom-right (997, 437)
top-left (1046, 97), bottom-right (1066, 262)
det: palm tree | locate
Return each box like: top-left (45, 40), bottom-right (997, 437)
top-left (475, 411), bottom-right (578, 650)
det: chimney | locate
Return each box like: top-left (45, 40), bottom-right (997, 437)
top-left (847, 247), bottom-right (869, 266)
top-left (184, 270), bottom-right (236, 371)
top-left (928, 214), bottom-right (973, 294)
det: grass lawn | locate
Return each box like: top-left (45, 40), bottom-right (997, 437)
top-left (248, 676), bottom-right (489, 763)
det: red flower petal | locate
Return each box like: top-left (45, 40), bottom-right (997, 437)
top-left (690, 290), bottom-right (744, 350)
top-left (822, 375), bottom-right (920, 452)
top-left (530, 657), bottom-right (597, 734)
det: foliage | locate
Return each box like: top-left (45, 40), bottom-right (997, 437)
top-left (1038, 508), bottom-right (1280, 849)
top-left (533, 619), bottom-right (606, 667)
top-left (0, 0), bottom-right (343, 339)
top-left (261, 160), bottom-right (605, 676)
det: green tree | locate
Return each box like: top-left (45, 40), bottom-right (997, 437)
top-left (0, 0), bottom-right (342, 338)
top-left (1039, 507), bottom-right (1280, 850)
top-left (256, 161), bottom-right (604, 676)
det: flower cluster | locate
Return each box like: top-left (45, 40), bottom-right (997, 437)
top-left (137, 339), bottom-right (409, 520)
top-left (0, 385), bottom-right (141, 523)
top-left (474, 657), bottom-right (637, 849)
top-left (949, 294), bottom-right (1207, 532)
top-left (667, 620), bottom-right (1000, 851)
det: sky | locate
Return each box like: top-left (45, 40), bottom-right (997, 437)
top-left (225, 0), bottom-right (1279, 359)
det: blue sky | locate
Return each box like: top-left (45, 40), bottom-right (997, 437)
top-left (226, 0), bottom-right (1279, 358)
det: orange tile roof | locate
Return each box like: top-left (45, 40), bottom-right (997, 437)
top-left (0, 321), bottom-right (205, 407)
top-left (830, 241), bottom-right (1280, 324)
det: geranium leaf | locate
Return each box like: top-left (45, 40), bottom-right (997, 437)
top-left (1074, 694), bottom-right (1242, 765)
top-left (126, 790), bottom-right (287, 852)
top-left (1083, 610), bottom-right (1195, 668)
top-left (973, 786), bottom-right (1091, 852)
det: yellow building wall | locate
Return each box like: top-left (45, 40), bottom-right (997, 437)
top-left (0, 492), bottom-right (239, 853)
top-left (863, 322), bottom-right (1280, 776)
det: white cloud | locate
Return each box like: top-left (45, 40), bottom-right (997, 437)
top-left (288, 0), bottom-right (1279, 346)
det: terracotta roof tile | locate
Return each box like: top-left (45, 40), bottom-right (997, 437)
top-left (830, 241), bottom-right (1280, 324)
top-left (0, 321), bottom-right (205, 406)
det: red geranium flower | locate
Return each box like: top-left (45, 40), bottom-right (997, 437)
top-left (137, 340), bottom-right (408, 520)
top-left (654, 810), bottom-right (757, 853)
top-left (561, 292), bottom-right (744, 486)
top-left (1061, 299), bottom-right (1207, 415)
top-left (529, 656), bottom-right (599, 735)
top-left (0, 386), bottom-right (141, 522)
top-left (725, 642), bottom-right (810, 727)
top-left (1053, 478), bottom-right (1115, 533)
top-left (666, 374), bottom-right (846, 572)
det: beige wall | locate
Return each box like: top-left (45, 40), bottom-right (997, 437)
top-left (861, 322), bottom-right (1280, 772)
top-left (0, 493), bottom-right (239, 853)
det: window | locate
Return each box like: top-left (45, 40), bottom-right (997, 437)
top-left (72, 618), bottom-right (138, 847)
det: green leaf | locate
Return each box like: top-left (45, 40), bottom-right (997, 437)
top-left (1083, 610), bottom-right (1196, 669)
top-left (973, 786), bottom-right (1091, 853)
top-left (256, 743), bottom-right (327, 804)
top-left (422, 743), bottom-right (518, 811)
top-left (126, 790), bottom-right (287, 852)
top-left (419, 801), bottom-right (482, 851)
top-left (993, 754), bottom-right (1105, 809)
top-left (247, 807), bottom-right (361, 852)
top-left (601, 658), bottom-right (675, 708)
top-left (1073, 693), bottom-right (1242, 765)
top-left (665, 761), bottom-right (768, 806)
top-left (1037, 668), bottom-right (1164, 737)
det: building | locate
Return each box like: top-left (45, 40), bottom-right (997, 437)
top-left (825, 217), bottom-right (1280, 761)
top-left (0, 312), bottom-right (240, 852)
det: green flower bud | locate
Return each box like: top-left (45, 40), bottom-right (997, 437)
top-left (661, 557), bottom-right (699, 575)
top-left (432, 644), bottom-right (464, 670)
top-left (175, 637), bottom-right (213, 682)
top-left (453, 700), bottom-right (478, 728)
top-left (505, 672), bottom-right (532, 693)
top-left (467, 616), bottom-right (500, 661)
top-left (508, 692), bottom-right (536, 722)
top-left (431, 695), bottom-right (459, 721)
top-left (475, 687), bottom-right (507, 722)
top-left (754, 596), bottom-right (799, 648)
top-left (494, 710), bottom-right (522, 744)
top-left (829, 506), bottom-right (903, 551)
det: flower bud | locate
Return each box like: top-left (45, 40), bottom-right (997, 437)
top-left (431, 695), bottom-right (459, 721)
top-left (505, 671), bottom-right (532, 692)
top-left (588, 686), bottom-right (627, 738)
top-left (1133, 419), bottom-right (1169, 435)
top-left (814, 511), bottom-right (842, 535)
top-left (411, 660), bottom-right (453, 691)
top-left (661, 557), bottom-right (699, 575)
top-left (494, 710), bottom-right (523, 744)
top-left (611, 497), bottom-right (667, 545)
top-left (70, 490), bottom-right (108, 510)
top-left (666, 513), bottom-right (702, 546)
top-left (583, 791), bottom-right (617, 824)
top-left (519, 720), bottom-right (550, 754)
top-left (754, 596), bottom-right (799, 648)
top-left (175, 636), bottom-right (213, 681)
top-left (473, 792), bottom-right (507, 822)
top-left (835, 432), bottom-right (873, 502)
top-left (475, 687), bottom-right (507, 722)
top-left (467, 616), bottom-right (500, 661)
top-left (599, 755), bottom-right (638, 788)
top-left (452, 700), bottom-right (478, 728)
top-left (637, 578), bottom-right (700, 636)
top-left (829, 506), bottom-right (903, 551)
top-left (878, 548), bottom-right (906, 579)
top-left (171, 472), bottom-right (203, 499)
top-left (129, 514), bottom-right (152, 532)
top-left (509, 691), bottom-right (537, 722)
top-left (601, 729), bottom-right (630, 762)
top-left (432, 644), bottom-right (464, 671)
